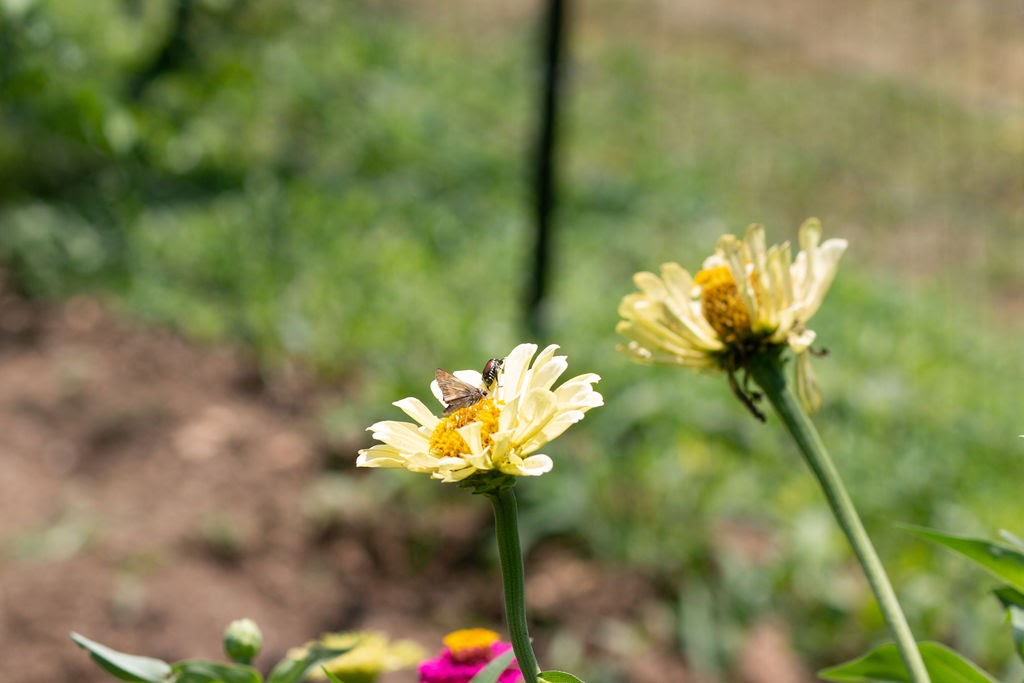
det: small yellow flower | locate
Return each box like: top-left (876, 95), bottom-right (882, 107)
top-left (357, 343), bottom-right (602, 482)
top-left (297, 631), bottom-right (426, 683)
top-left (617, 218), bottom-right (846, 414)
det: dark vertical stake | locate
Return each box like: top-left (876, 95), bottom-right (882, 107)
top-left (128, 0), bottom-right (194, 100)
top-left (525, 0), bottom-right (567, 340)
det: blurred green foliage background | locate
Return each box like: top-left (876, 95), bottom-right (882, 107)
top-left (1, 0), bottom-right (1021, 678)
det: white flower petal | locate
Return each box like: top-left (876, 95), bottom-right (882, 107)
top-left (533, 344), bottom-right (560, 371)
top-left (660, 263), bottom-right (724, 349)
top-left (617, 314), bottom-right (720, 362)
top-left (513, 388), bottom-right (558, 445)
top-left (393, 397), bottom-right (440, 429)
top-left (529, 353), bottom-right (568, 393)
top-left (457, 422), bottom-right (487, 463)
top-left (553, 374), bottom-right (604, 409)
top-left (434, 459), bottom-right (477, 482)
top-left (520, 411), bottom-right (584, 454)
top-left (405, 452), bottom-right (444, 472)
top-left (489, 431), bottom-right (512, 461)
top-left (633, 271), bottom-right (668, 297)
top-left (356, 444), bottom-right (408, 468)
top-left (498, 343), bottom-right (538, 402)
top-left (795, 350), bottom-right (823, 413)
top-left (788, 328), bottom-right (817, 354)
top-left (719, 232), bottom-right (759, 321)
top-left (454, 369), bottom-right (483, 386)
top-left (502, 453), bottom-right (553, 477)
top-left (368, 420), bottom-right (430, 454)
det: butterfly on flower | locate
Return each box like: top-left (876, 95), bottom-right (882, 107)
top-left (435, 358), bottom-right (504, 416)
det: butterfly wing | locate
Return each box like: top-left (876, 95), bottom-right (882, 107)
top-left (435, 368), bottom-right (486, 415)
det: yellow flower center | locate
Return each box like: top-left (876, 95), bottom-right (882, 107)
top-left (694, 265), bottom-right (752, 343)
top-left (443, 628), bottom-right (499, 663)
top-left (428, 397), bottom-right (501, 459)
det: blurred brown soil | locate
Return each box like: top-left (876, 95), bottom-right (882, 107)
top-left (656, 0), bottom-right (1024, 112)
top-left (0, 290), bottom-right (812, 683)
top-left (455, 0), bottom-right (1024, 112)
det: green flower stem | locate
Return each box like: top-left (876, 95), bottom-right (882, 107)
top-left (748, 352), bottom-right (931, 683)
top-left (485, 486), bottom-right (541, 683)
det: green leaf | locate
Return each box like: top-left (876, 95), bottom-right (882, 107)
top-left (266, 641), bottom-right (357, 683)
top-left (999, 530), bottom-right (1024, 553)
top-left (320, 666), bottom-right (346, 683)
top-left (819, 641), bottom-right (997, 682)
top-left (907, 526), bottom-right (1024, 592)
top-left (70, 632), bottom-right (173, 683)
top-left (467, 650), bottom-right (515, 683)
top-left (171, 660), bottom-right (262, 683)
top-left (993, 585), bottom-right (1024, 662)
top-left (538, 671), bottom-right (586, 683)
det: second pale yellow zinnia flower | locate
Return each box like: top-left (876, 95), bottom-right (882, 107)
top-left (617, 218), bottom-right (846, 413)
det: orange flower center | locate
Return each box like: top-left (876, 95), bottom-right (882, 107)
top-left (443, 628), bottom-right (500, 663)
top-left (694, 265), bottom-right (752, 344)
top-left (428, 398), bottom-right (501, 459)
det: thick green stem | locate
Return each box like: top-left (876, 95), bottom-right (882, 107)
top-left (486, 486), bottom-right (540, 683)
top-left (748, 353), bottom-right (931, 683)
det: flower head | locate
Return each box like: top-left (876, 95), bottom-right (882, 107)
top-left (307, 631), bottom-right (426, 683)
top-left (418, 629), bottom-right (523, 683)
top-left (222, 618), bottom-right (262, 664)
top-left (357, 343), bottom-right (602, 483)
top-left (617, 218), bottom-right (846, 414)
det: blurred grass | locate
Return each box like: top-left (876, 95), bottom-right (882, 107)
top-left (1, 0), bottom-right (1022, 676)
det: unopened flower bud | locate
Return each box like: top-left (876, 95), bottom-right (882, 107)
top-left (223, 618), bottom-right (262, 664)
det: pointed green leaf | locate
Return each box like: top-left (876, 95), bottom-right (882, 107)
top-left (266, 641), bottom-right (357, 683)
top-left (999, 530), bottom-right (1024, 553)
top-left (994, 585), bottom-right (1024, 662)
top-left (467, 649), bottom-right (515, 683)
top-left (819, 641), bottom-right (996, 682)
top-left (908, 526), bottom-right (1024, 592)
top-left (538, 671), bottom-right (586, 683)
top-left (320, 666), bottom-right (346, 683)
top-left (265, 656), bottom-right (310, 683)
top-left (171, 660), bottom-right (262, 683)
top-left (70, 632), bottom-right (173, 683)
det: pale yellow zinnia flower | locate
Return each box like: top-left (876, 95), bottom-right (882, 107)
top-left (357, 343), bottom-right (602, 483)
top-left (617, 218), bottom-right (846, 414)
top-left (298, 631), bottom-right (426, 683)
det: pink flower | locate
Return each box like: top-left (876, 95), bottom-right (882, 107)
top-left (418, 629), bottom-right (524, 683)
